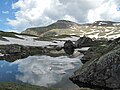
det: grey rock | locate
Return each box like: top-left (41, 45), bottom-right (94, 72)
top-left (0, 44), bottom-right (44, 62)
top-left (70, 44), bottom-right (120, 89)
top-left (75, 36), bottom-right (93, 48)
top-left (64, 40), bottom-right (75, 55)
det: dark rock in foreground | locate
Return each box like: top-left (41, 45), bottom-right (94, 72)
top-left (63, 40), bottom-right (75, 55)
top-left (70, 37), bottom-right (120, 89)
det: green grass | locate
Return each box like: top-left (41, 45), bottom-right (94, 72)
top-left (0, 82), bottom-right (93, 90)
top-left (0, 82), bottom-right (57, 90)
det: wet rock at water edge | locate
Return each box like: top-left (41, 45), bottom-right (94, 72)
top-left (0, 44), bottom-right (44, 62)
top-left (63, 40), bottom-right (75, 55)
top-left (70, 47), bottom-right (120, 89)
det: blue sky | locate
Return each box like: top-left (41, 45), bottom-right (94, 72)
top-left (0, 0), bottom-right (18, 31)
top-left (0, 0), bottom-right (120, 33)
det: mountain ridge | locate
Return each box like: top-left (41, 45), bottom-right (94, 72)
top-left (21, 20), bottom-right (80, 36)
top-left (21, 20), bottom-right (120, 39)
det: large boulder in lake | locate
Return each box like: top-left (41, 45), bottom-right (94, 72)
top-left (70, 37), bottom-right (120, 89)
top-left (75, 36), bottom-right (93, 48)
top-left (64, 40), bottom-right (75, 55)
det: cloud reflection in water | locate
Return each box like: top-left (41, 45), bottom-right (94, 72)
top-left (12, 55), bottom-right (82, 87)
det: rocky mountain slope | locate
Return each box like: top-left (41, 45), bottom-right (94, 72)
top-left (22, 20), bottom-right (120, 40)
top-left (22, 20), bottom-right (80, 36)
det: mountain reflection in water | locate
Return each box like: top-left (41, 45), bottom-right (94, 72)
top-left (0, 55), bottom-right (83, 88)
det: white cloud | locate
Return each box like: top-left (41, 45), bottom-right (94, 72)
top-left (7, 0), bottom-right (120, 32)
top-left (2, 11), bottom-right (9, 14)
top-left (88, 0), bottom-right (120, 22)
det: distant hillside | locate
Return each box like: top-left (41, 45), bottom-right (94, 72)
top-left (21, 20), bottom-right (120, 39)
top-left (92, 21), bottom-right (120, 26)
top-left (22, 20), bottom-right (79, 36)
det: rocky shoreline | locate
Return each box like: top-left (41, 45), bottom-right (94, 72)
top-left (69, 37), bottom-right (120, 89)
top-left (0, 36), bottom-right (120, 89)
top-left (0, 44), bottom-right (44, 61)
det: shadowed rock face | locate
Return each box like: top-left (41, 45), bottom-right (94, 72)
top-left (63, 40), bottom-right (75, 55)
top-left (63, 36), bottom-right (93, 56)
top-left (75, 36), bottom-right (93, 48)
top-left (70, 37), bottom-right (120, 89)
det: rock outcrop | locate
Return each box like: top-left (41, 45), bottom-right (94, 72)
top-left (70, 37), bottom-right (120, 89)
top-left (0, 44), bottom-right (65, 62)
top-left (75, 36), bottom-right (93, 48)
top-left (63, 36), bottom-right (105, 56)
top-left (0, 44), bottom-right (44, 62)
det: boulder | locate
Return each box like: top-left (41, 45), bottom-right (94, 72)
top-left (70, 37), bottom-right (120, 89)
top-left (75, 36), bottom-right (93, 48)
top-left (70, 48), bottom-right (120, 89)
top-left (80, 37), bottom-right (120, 64)
top-left (63, 40), bottom-right (75, 55)
top-left (80, 46), bottom-right (106, 64)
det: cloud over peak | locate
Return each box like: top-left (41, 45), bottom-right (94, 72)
top-left (7, 0), bottom-right (120, 32)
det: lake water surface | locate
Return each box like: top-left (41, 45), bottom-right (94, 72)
top-left (0, 55), bottom-right (83, 89)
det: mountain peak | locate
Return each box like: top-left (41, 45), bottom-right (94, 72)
top-left (54, 20), bottom-right (79, 27)
top-left (56, 20), bottom-right (73, 23)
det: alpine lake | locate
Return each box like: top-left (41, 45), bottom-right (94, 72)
top-left (0, 54), bottom-right (83, 89)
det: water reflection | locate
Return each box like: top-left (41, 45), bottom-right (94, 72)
top-left (0, 60), bottom-right (20, 82)
top-left (0, 55), bottom-right (82, 88)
